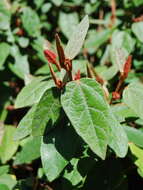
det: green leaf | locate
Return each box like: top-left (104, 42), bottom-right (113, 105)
top-left (0, 0), bottom-right (11, 30)
top-left (15, 77), bottom-right (54, 108)
top-left (18, 37), bottom-right (29, 48)
top-left (0, 165), bottom-right (9, 176)
top-left (125, 126), bottom-right (143, 148)
top-left (21, 7), bottom-right (41, 37)
top-left (41, 125), bottom-right (79, 182)
top-left (32, 87), bottom-right (61, 136)
top-left (129, 143), bottom-right (143, 178)
top-left (61, 78), bottom-right (109, 159)
top-left (9, 45), bottom-right (30, 79)
top-left (14, 136), bottom-right (41, 165)
top-left (110, 30), bottom-right (135, 71)
top-left (59, 12), bottom-right (79, 39)
top-left (63, 158), bottom-right (84, 186)
top-left (61, 78), bottom-right (128, 159)
top-left (0, 43), bottom-right (10, 69)
top-left (123, 81), bottom-right (143, 119)
top-left (106, 111), bottom-right (128, 158)
top-left (111, 103), bottom-right (137, 122)
top-left (0, 174), bottom-right (17, 189)
top-left (34, 0), bottom-right (45, 9)
top-left (0, 126), bottom-right (19, 163)
top-left (51, 0), bottom-right (63, 6)
top-left (133, 0), bottom-right (143, 6)
top-left (0, 184), bottom-right (9, 190)
top-left (132, 22), bottom-right (143, 43)
top-left (65, 15), bottom-right (89, 59)
top-left (32, 37), bottom-right (48, 63)
top-left (14, 105), bottom-right (37, 141)
top-left (85, 29), bottom-right (113, 53)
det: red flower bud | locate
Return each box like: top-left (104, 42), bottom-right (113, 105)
top-left (44, 49), bottom-right (57, 65)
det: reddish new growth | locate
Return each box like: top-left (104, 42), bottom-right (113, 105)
top-left (44, 49), bottom-right (57, 65)
top-left (111, 55), bottom-right (132, 102)
top-left (122, 55), bottom-right (132, 79)
top-left (132, 15), bottom-right (143, 22)
top-left (44, 34), bottom-right (77, 88)
top-left (74, 70), bottom-right (81, 80)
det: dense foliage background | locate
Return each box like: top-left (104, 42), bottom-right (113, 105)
top-left (1, 0), bottom-right (143, 189)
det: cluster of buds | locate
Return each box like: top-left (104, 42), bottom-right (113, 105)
top-left (112, 55), bottom-right (132, 101)
top-left (44, 34), bottom-right (79, 88)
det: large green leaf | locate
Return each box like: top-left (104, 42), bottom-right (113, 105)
top-left (0, 126), bottom-right (19, 163)
top-left (32, 87), bottom-right (61, 136)
top-left (59, 12), bottom-right (79, 39)
top-left (61, 78), bottom-right (128, 159)
top-left (61, 78), bottom-right (109, 159)
top-left (0, 43), bottom-right (10, 69)
top-left (14, 105), bottom-right (37, 141)
top-left (132, 22), bottom-right (143, 43)
top-left (123, 81), bottom-right (143, 119)
top-left (65, 15), bottom-right (89, 59)
top-left (15, 77), bottom-right (54, 108)
top-left (14, 136), bottom-right (41, 165)
top-left (21, 7), bottom-right (41, 37)
top-left (40, 124), bottom-right (79, 182)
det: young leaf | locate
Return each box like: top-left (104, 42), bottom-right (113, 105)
top-left (123, 81), bottom-right (143, 119)
top-left (32, 87), bottom-right (61, 136)
top-left (65, 15), bottom-right (89, 59)
top-left (40, 125), bottom-right (79, 182)
top-left (15, 77), bottom-right (54, 108)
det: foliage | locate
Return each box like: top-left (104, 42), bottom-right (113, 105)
top-left (1, 0), bottom-right (143, 189)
